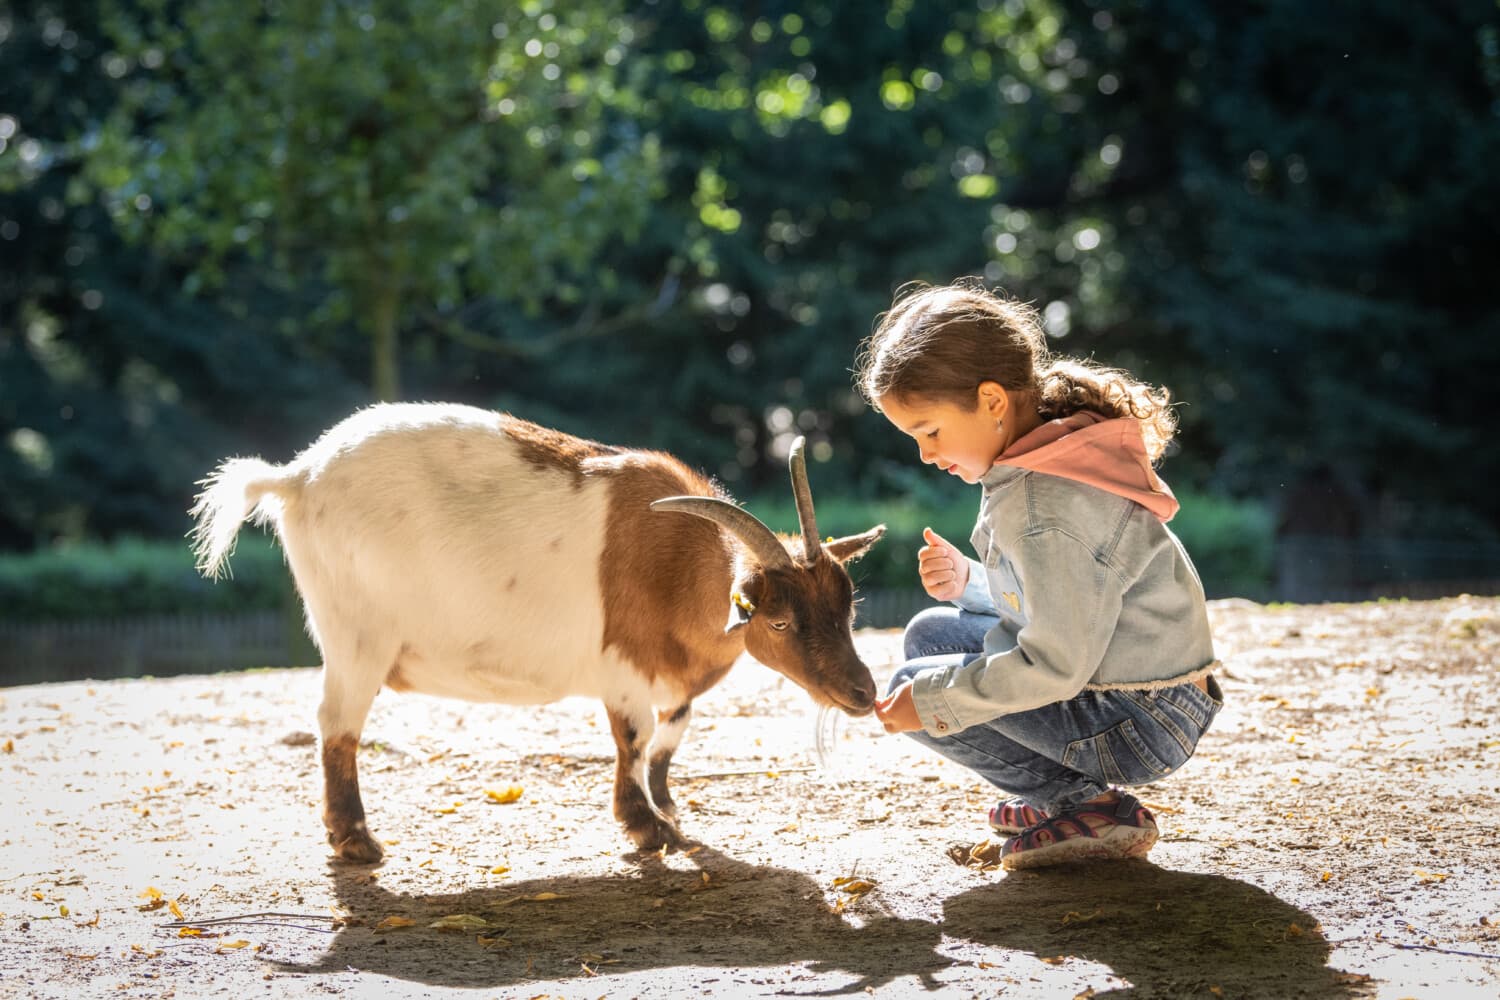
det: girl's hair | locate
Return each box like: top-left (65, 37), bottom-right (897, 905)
top-left (854, 279), bottom-right (1178, 461)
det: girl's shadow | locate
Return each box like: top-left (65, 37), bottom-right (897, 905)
top-left (941, 860), bottom-right (1372, 997)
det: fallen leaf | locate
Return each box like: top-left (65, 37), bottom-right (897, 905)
top-left (527, 892), bottom-right (565, 901)
top-left (489, 865), bottom-right (511, 876)
top-left (168, 900), bottom-right (184, 921)
top-left (1059, 908), bottom-right (1103, 926)
top-left (2, 739), bottom-right (12, 753)
top-left (485, 786), bottom-right (524, 805)
top-left (374, 916), bottom-right (416, 932)
top-left (217, 940), bottom-right (251, 950)
top-left (831, 877), bottom-right (877, 896)
top-left (177, 927), bottom-right (203, 938)
top-left (429, 914), bottom-right (491, 932)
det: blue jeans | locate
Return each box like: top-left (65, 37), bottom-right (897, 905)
top-left (893, 606), bottom-right (1223, 817)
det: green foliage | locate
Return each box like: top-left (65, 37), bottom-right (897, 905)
top-left (0, 533), bottom-right (292, 621)
top-left (2, 0), bottom-right (1497, 606)
top-left (86, 0), bottom-right (660, 398)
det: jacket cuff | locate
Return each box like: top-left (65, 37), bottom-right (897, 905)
top-left (910, 664), bottom-right (963, 737)
top-left (952, 558), bottom-right (993, 613)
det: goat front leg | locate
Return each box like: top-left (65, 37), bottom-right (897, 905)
top-left (648, 701), bottom-right (693, 822)
top-left (606, 701), bottom-right (686, 851)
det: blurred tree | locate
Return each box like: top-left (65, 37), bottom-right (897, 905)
top-left (85, 0), bottom-right (660, 400)
top-left (0, 1), bottom-right (367, 547)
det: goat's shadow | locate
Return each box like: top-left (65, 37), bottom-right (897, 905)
top-left (276, 846), bottom-right (947, 994)
top-left (941, 861), bottom-right (1372, 998)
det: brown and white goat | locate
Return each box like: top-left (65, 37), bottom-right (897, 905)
top-left (190, 403), bottom-right (884, 861)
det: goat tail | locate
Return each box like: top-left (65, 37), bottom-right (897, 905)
top-left (189, 457), bottom-right (297, 579)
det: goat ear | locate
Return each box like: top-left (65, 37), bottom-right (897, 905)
top-left (824, 524), bottom-right (887, 565)
top-left (724, 573), bottom-right (765, 634)
top-left (724, 597), bottom-right (753, 635)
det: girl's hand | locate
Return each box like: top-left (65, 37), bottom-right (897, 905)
top-left (917, 526), bottom-right (970, 602)
top-left (874, 681), bottom-right (923, 734)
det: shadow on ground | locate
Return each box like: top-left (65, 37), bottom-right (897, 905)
top-left (274, 847), bottom-right (1372, 998)
top-left (942, 861), bottom-right (1374, 998)
top-left (278, 846), bottom-right (949, 993)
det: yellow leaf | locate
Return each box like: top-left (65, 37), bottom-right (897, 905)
top-left (177, 927), bottom-right (203, 938)
top-left (218, 940), bottom-right (251, 950)
top-left (1321, 871), bottom-right (1332, 882)
top-left (831, 877), bottom-right (877, 895)
top-left (140, 887), bottom-right (164, 901)
top-left (2, 739), bottom-right (12, 753)
top-left (168, 900), bottom-right (184, 920)
top-left (429, 914), bottom-right (491, 932)
top-left (58, 905), bottom-right (69, 917)
top-left (31, 892), bottom-right (43, 901)
top-left (485, 785), bottom-right (524, 805)
top-left (374, 916), bottom-right (416, 932)
top-left (489, 865), bottom-right (511, 876)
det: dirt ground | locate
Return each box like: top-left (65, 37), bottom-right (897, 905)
top-left (2, 595), bottom-right (1498, 999)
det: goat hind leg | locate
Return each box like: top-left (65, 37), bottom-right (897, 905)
top-left (606, 701), bottom-right (685, 851)
top-left (317, 651), bottom-right (388, 863)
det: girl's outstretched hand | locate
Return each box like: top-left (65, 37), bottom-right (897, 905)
top-left (874, 681), bottom-right (923, 734)
top-left (918, 526), bottom-right (970, 602)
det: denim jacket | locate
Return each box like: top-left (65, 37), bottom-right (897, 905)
top-left (910, 464), bottom-right (1218, 737)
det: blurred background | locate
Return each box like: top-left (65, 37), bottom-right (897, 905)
top-left (2, 0), bottom-right (1498, 683)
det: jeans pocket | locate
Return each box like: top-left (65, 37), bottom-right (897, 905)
top-left (1063, 719), bottom-right (1173, 786)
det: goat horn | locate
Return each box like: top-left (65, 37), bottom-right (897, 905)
top-left (650, 496), bottom-right (793, 570)
top-left (788, 436), bottom-right (821, 562)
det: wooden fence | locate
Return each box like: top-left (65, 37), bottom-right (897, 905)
top-left (0, 611), bottom-right (308, 687)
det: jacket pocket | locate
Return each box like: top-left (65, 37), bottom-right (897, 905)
top-left (1063, 719), bottom-right (1172, 786)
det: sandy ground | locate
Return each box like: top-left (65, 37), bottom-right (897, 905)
top-left (2, 595), bottom-right (1498, 1000)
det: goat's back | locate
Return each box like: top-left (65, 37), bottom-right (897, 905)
top-left (267, 403), bottom-right (707, 704)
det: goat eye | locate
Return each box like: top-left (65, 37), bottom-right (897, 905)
top-left (769, 620), bottom-right (790, 632)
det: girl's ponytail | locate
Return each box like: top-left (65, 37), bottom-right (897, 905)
top-left (1036, 358), bottom-right (1178, 462)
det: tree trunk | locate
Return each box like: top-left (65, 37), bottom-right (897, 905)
top-left (369, 280), bottom-right (401, 401)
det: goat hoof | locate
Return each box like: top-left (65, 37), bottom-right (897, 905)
top-left (328, 824), bottom-right (384, 864)
top-left (629, 818), bottom-right (688, 853)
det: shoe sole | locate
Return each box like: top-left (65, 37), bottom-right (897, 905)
top-left (1000, 824), bottom-right (1158, 871)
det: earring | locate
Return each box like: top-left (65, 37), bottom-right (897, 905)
top-left (995, 419), bottom-right (1005, 432)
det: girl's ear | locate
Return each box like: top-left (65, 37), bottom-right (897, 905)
top-left (976, 380), bottom-right (1009, 421)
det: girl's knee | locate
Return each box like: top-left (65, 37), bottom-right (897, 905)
top-left (902, 607), bottom-right (959, 660)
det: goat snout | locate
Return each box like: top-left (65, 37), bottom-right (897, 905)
top-left (845, 675), bottom-right (878, 715)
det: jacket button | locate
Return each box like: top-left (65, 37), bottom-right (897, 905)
top-left (936, 722), bottom-right (948, 732)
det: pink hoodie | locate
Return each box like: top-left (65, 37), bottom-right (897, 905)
top-left (995, 411), bottom-right (1179, 522)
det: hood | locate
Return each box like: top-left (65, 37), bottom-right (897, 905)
top-left (995, 411), bottom-right (1178, 522)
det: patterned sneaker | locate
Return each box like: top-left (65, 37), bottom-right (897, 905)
top-left (999, 792), bottom-right (1158, 871)
top-left (987, 797), bottom-right (1048, 836)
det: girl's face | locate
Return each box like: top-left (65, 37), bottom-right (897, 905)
top-left (879, 389), bottom-right (1008, 484)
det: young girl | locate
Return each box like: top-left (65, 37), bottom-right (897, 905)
top-left (855, 280), bottom-right (1222, 870)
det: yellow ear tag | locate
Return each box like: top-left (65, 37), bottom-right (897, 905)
top-left (732, 591), bottom-right (757, 614)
